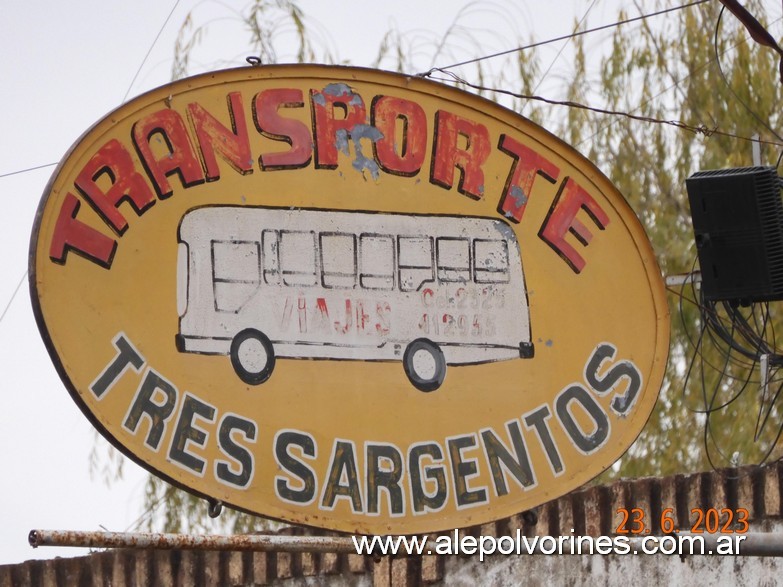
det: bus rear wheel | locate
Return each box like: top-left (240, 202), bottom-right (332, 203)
top-left (403, 339), bottom-right (446, 392)
top-left (230, 329), bottom-right (275, 385)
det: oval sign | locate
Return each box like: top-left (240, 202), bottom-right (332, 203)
top-left (30, 65), bottom-right (669, 534)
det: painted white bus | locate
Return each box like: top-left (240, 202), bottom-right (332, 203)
top-left (175, 206), bottom-right (533, 391)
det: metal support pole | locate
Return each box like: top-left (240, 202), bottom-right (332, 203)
top-left (650, 532), bottom-right (783, 557)
top-left (27, 529), bottom-right (783, 557)
top-left (761, 353), bottom-right (770, 399)
top-left (665, 272), bottom-right (702, 287)
top-left (752, 133), bottom-right (762, 166)
top-left (29, 530), bottom-right (360, 554)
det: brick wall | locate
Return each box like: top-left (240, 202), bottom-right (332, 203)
top-left (3, 462), bottom-right (782, 586)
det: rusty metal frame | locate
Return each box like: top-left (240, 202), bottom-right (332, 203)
top-left (29, 529), bottom-right (361, 553)
top-left (28, 529), bottom-right (783, 557)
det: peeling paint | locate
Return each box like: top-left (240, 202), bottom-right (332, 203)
top-left (322, 82), bottom-right (363, 107)
top-left (509, 185), bottom-right (528, 207)
top-left (492, 219), bottom-right (516, 241)
top-left (335, 124), bottom-right (384, 181)
top-left (335, 128), bottom-right (350, 156)
top-left (323, 82), bottom-right (352, 96)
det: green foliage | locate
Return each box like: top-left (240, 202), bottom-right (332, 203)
top-left (108, 0), bottom-right (783, 530)
top-left (558, 0), bottom-right (783, 481)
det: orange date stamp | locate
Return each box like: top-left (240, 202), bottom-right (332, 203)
top-left (615, 507), bottom-right (749, 535)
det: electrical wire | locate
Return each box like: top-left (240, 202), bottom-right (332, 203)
top-left (714, 5), bottom-right (783, 143)
top-left (0, 0), bottom-right (181, 181)
top-left (671, 260), bottom-right (773, 386)
top-left (0, 0), bottom-right (182, 330)
top-left (418, 0), bottom-right (711, 76)
top-left (523, 0), bottom-right (598, 112)
top-left (428, 68), bottom-right (783, 147)
top-left (576, 11), bottom-right (783, 150)
top-left (671, 247), bottom-right (783, 469)
top-left (0, 162), bottom-right (57, 180)
top-left (122, 0), bottom-right (182, 103)
top-left (633, 0), bottom-right (719, 130)
top-left (0, 0), bottom-right (768, 181)
top-left (0, 271), bottom-right (27, 326)
top-left (678, 285), bottom-right (761, 414)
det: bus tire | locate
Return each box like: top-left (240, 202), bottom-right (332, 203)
top-left (230, 328), bottom-right (276, 385)
top-left (403, 338), bottom-right (446, 392)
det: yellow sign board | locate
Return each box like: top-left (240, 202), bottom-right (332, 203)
top-left (30, 65), bottom-right (669, 534)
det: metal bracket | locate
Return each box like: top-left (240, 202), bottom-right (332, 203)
top-left (207, 499), bottom-right (223, 519)
top-left (665, 271), bottom-right (702, 287)
top-left (761, 353), bottom-right (770, 398)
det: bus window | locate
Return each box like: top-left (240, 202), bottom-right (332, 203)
top-left (320, 232), bottom-right (357, 289)
top-left (360, 234), bottom-right (395, 290)
top-left (474, 239), bottom-right (510, 284)
top-left (280, 231), bottom-right (317, 287)
top-left (399, 236), bottom-right (434, 291)
top-left (262, 229), bottom-right (280, 285)
top-left (211, 240), bottom-right (261, 312)
top-left (436, 237), bottom-right (470, 283)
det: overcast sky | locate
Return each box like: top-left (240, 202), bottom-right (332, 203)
top-left (1, 0), bottom-right (779, 566)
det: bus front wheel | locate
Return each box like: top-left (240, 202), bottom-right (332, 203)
top-left (230, 329), bottom-right (276, 385)
top-left (403, 339), bottom-right (446, 392)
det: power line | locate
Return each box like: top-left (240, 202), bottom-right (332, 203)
top-left (0, 0), bottom-right (183, 328)
top-left (574, 12), bottom-right (783, 149)
top-left (632, 0), bottom-right (718, 128)
top-left (0, 1), bottom-right (711, 182)
top-left (523, 0), bottom-right (598, 114)
top-left (122, 0), bottom-right (182, 103)
top-left (0, 0), bottom-right (181, 181)
top-left (418, 0), bottom-right (711, 76)
top-left (428, 69), bottom-right (783, 147)
top-left (714, 5), bottom-right (783, 143)
top-left (0, 271), bottom-right (27, 327)
top-left (0, 162), bottom-right (57, 180)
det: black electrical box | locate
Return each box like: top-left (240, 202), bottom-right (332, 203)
top-left (686, 166), bottom-right (783, 304)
